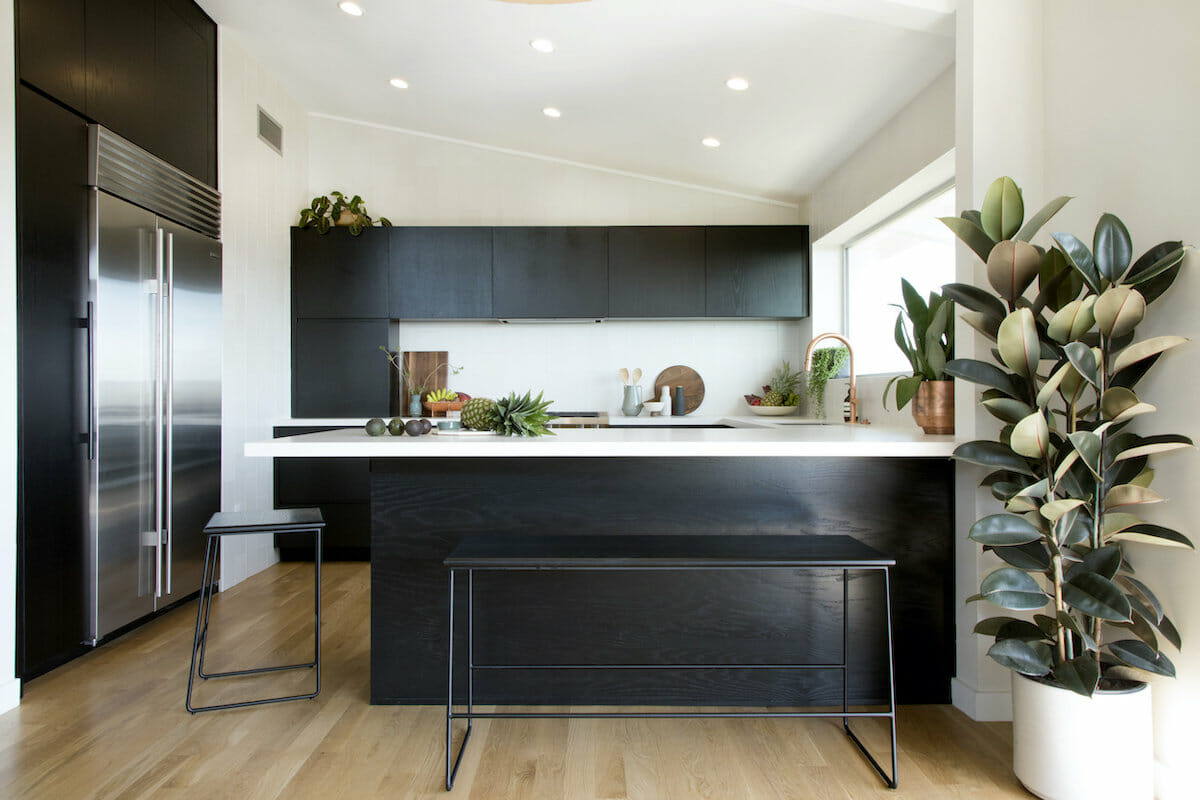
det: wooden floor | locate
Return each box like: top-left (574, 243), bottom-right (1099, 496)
top-left (0, 562), bottom-right (1032, 799)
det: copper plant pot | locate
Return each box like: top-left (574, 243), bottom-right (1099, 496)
top-left (912, 380), bottom-right (954, 435)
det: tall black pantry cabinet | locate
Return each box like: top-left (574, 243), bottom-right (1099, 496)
top-left (14, 0), bottom-right (218, 680)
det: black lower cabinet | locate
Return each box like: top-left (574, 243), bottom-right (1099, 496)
top-left (273, 427), bottom-right (370, 560)
top-left (16, 86), bottom-right (91, 679)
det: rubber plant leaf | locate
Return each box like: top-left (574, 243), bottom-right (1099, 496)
top-left (940, 216), bottom-right (996, 264)
top-left (1113, 524), bottom-right (1195, 549)
top-left (1067, 431), bottom-right (1102, 478)
top-left (1093, 213), bottom-right (1133, 283)
top-left (980, 567), bottom-right (1051, 610)
top-left (1094, 286), bottom-right (1146, 339)
top-left (1112, 434), bottom-right (1193, 462)
top-left (1035, 247), bottom-right (1084, 313)
top-left (941, 282), bottom-right (1007, 323)
top-left (993, 620), bottom-right (1047, 642)
top-left (982, 396), bottom-right (1035, 423)
top-left (969, 513), bottom-right (1044, 546)
top-left (1053, 655), bottom-right (1101, 698)
top-left (1052, 232), bottom-right (1101, 293)
top-left (974, 616), bottom-right (1026, 636)
top-left (1015, 195), bottom-right (1072, 242)
top-left (991, 541), bottom-right (1052, 571)
top-left (953, 441), bottom-right (1036, 476)
top-left (997, 308), bottom-right (1040, 381)
top-left (987, 638), bottom-right (1052, 677)
top-left (1010, 410), bottom-right (1050, 459)
top-left (1111, 335), bottom-right (1187, 375)
top-left (987, 240), bottom-right (1043, 306)
top-left (1047, 296), bottom-right (1096, 344)
top-left (944, 358), bottom-right (1024, 399)
top-left (1107, 640), bottom-right (1175, 677)
top-left (981, 176), bottom-right (1024, 241)
top-left (1062, 572), bottom-right (1132, 622)
top-left (1125, 241), bottom-right (1186, 288)
top-left (1063, 342), bottom-right (1100, 388)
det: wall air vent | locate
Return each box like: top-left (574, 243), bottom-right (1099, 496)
top-left (257, 106), bottom-right (283, 155)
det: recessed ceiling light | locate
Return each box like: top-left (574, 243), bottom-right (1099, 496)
top-left (542, 107), bottom-right (562, 118)
top-left (530, 39), bottom-right (555, 54)
top-left (389, 78), bottom-right (409, 89)
top-left (702, 137), bottom-right (721, 148)
top-left (338, 2), bottom-right (364, 17)
top-left (725, 77), bottom-right (750, 91)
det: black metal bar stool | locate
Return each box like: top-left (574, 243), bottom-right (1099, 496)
top-left (185, 508), bottom-right (325, 713)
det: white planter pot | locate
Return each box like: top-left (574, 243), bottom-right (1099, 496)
top-left (1012, 673), bottom-right (1153, 800)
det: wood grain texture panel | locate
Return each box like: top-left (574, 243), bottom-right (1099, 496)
top-left (370, 457), bottom-right (953, 706)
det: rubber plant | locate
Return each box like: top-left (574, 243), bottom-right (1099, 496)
top-left (807, 346), bottom-right (848, 419)
top-left (943, 175), bottom-right (1191, 696)
top-left (883, 279), bottom-right (955, 410)
top-left (297, 191), bottom-right (392, 235)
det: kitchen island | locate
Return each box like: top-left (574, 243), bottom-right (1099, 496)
top-left (249, 422), bottom-right (956, 707)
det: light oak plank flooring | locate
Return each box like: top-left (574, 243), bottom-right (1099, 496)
top-left (0, 562), bottom-right (1032, 799)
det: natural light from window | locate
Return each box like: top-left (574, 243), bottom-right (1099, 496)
top-left (845, 186), bottom-right (956, 375)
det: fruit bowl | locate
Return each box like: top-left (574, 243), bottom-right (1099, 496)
top-left (423, 400), bottom-right (466, 417)
top-left (745, 402), bottom-right (799, 416)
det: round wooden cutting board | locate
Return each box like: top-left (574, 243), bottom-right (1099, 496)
top-left (653, 365), bottom-right (705, 415)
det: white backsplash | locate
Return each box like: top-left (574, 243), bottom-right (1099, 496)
top-left (392, 319), bottom-right (808, 416)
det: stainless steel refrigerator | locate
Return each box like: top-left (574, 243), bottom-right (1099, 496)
top-left (85, 125), bottom-right (222, 644)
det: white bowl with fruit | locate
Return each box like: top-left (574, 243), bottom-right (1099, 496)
top-left (745, 360), bottom-right (803, 416)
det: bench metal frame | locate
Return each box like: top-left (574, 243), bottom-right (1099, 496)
top-left (444, 548), bottom-right (897, 791)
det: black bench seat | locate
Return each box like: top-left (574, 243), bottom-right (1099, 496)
top-left (443, 532), bottom-right (899, 791)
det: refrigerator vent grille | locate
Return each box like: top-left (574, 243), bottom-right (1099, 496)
top-left (89, 125), bottom-right (221, 239)
top-left (257, 107), bottom-right (283, 155)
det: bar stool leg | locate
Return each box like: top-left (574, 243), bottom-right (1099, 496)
top-left (841, 566), bottom-right (899, 789)
top-left (186, 534), bottom-right (218, 712)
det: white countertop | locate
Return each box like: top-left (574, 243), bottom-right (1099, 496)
top-left (249, 418), bottom-right (956, 458)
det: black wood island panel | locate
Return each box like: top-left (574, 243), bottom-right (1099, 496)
top-left (370, 456), bottom-right (953, 706)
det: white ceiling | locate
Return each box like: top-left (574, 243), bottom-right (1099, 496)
top-left (198, 0), bottom-right (955, 204)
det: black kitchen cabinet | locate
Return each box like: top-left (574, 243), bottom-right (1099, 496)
top-left (292, 319), bottom-right (391, 417)
top-left (85, 0), bottom-right (156, 151)
top-left (16, 86), bottom-right (91, 679)
top-left (492, 227), bottom-right (608, 319)
top-left (608, 226), bottom-right (706, 317)
top-left (292, 228), bottom-right (390, 318)
top-left (390, 227), bottom-right (493, 319)
top-left (17, 0), bottom-right (216, 188)
top-left (152, 0), bottom-right (217, 187)
top-left (705, 226), bottom-right (810, 318)
top-left (16, 0), bottom-right (87, 110)
top-left (273, 427), bottom-right (371, 560)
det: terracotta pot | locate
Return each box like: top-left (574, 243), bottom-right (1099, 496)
top-left (1012, 673), bottom-right (1153, 800)
top-left (911, 380), bottom-right (954, 434)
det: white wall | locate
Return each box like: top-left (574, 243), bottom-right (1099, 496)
top-left (307, 115), bottom-right (808, 417)
top-left (1039, 4), bottom-right (1199, 796)
top-left (809, 67), bottom-right (955, 242)
top-left (0, 0), bottom-right (19, 715)
top-left (217, 32), bottom-right (310, 588)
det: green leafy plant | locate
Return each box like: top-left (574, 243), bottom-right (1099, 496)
top-left (883, 280), bottom-right (954, 410)
top-left (807, 347), bottom-right (848, 419)
top-left (298, 191), bottom-right (392, 235)
top-left (492, 391), bottom-right (555, 437)
top-left (944, 176), bottom-right (1191, 697)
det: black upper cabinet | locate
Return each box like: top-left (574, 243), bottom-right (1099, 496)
top-left (292, 228), bottom-right (390, 318)
top-left (390, 227), bottom-right (493, 319)
top-left (153, 0), bottom-right (217, 187)
top-left (17, 0), bottom-right (217, 189)
top-left (292, 319), bottom-right (391, 417)
top-left (16, 0), bottom-right (87, 110)
top-left (85, 0), bottom-right (156, 151)
top-left (705, 226), bottom-right (810, 318)
top-left (609, 227), bottom-right (706, 318)
top-left (493, 227), bottom-right (608, 319)
top-left (15, 86), bottom-right (90, 678)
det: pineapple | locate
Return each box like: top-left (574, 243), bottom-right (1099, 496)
top-left (492, 391), bottom-right (555, 437)
top-left (764, 361), bottom-right (803, 406)
top-left (460, 397), bottom-right (497, 431)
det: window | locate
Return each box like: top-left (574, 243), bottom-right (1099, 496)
top-left (844, 185), bottom-right (956, 375)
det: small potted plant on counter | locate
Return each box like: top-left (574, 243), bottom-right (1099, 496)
top-left (806, 346), bottom-right (847, 419)
top-left (943, 175), bottom-right (1191, 800)
top-left (883, 279), bottom-right (955, 434)
top-left (298, 190), bottom-right (392, 235)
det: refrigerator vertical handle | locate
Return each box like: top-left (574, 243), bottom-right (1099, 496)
top-left (80, 302), bottom-right (96, 461)
top-left (165, 232), bottom-right (174, 595)
top-left (154, 227), bottom-right (164, 598)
